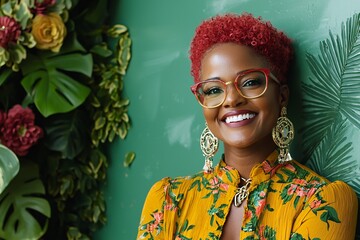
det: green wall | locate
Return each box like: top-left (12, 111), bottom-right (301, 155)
top-left (96, 1), bottom-right (360, 239)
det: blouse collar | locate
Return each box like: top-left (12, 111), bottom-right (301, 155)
top-left (214, 150), bottom-right (281, 187)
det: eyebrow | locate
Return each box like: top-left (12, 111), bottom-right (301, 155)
top-left (201, 76), bottom-right (220, 81)
top-left (201, 69), bottom-right (249, 82)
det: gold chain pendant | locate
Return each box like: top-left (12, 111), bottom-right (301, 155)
top-left (234, 178), bottom-right (251, 207)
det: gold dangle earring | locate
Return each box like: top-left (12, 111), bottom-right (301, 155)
top-left (272, 107), bottom-right (294, 163)
top-left (200, 123), bottom-right (219, 173)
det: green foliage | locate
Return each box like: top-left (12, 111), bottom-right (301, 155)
top-left (0, 144), bottom-right (19, 194)
top-left (302, 12), bottom-right (360, 193)
top-left (0, 0), bottom-right (132, 239)
top-left (0, 160), bottom-right (50, 239)
top-left (20, 32), bottom-right (92, 117)
top-left (44, 110), bottom-right (89, 159)
top-left (90, 29), bottom-right (131, 147)
top-left (302, 12), bottom-right (360, 239)
top-left (124, 151), bottom-right (136, 168)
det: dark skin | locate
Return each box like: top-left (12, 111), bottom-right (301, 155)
top-left (199, 43), bottom-right (289, 239)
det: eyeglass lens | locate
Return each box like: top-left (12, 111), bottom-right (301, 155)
top-left (195, 70), bottom-right (267, 107)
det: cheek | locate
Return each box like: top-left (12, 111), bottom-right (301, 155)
top-left (203, 108), bottom-right (217, 122)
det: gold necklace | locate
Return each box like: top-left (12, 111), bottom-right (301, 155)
top-left (234, 177), bottom-right (251, 207)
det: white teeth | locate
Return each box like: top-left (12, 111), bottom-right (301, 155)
top-left (225, 113), bottom-right (255, 123)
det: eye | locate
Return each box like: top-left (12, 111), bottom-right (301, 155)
top-left (199, 81), bottom-right (224, 96)
top-left (203, 86), bottom-right (224, 96)
top-left (241, 78), bottom-right (263, 88)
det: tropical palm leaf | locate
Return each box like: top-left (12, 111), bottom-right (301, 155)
top-left (302, 13), bottom-right (360, 239)
top-left (302, 13), bottom-right (360, 159)
top-left (306, 119), bottom-right (357, 186)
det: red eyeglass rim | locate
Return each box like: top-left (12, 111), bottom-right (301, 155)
top-left (190, 68), bottom-right (280, 93)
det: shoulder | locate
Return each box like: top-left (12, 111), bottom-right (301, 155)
top-left (147, 171), bottom-right (207, 197)
top-left (286, 160), bottom-right (330, 183)
top-left (285, 160), bottom-right (357, 206)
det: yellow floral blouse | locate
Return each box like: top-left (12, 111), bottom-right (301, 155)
top-left (137, 151), bottom-right (358, 239)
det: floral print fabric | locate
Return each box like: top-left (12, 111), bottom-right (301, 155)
top-left (137, 151), bottom-right (358, 239)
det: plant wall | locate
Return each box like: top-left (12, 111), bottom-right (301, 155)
top-left (0, 0), bottom-right (131, 239)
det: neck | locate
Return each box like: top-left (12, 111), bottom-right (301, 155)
top-left (223, 138), bottom-right (277, 179)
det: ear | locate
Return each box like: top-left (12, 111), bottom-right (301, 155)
top-left (279, 84), bottom-right (289, 107)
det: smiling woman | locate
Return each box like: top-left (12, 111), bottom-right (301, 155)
top-left (137, 13), bottom-right (358, 240)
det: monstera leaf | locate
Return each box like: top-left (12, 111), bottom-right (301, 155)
top-left (0, 144), bottom-right (19, 194)
top-left (20, 32), bottom-right (92, 117)
top-left (44, 109), bottom-right (89, 158)
top-left (0, 160), bottom-right (50, 239)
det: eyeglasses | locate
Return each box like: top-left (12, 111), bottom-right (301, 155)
top-left (190, 68), bottom-right (280, 108)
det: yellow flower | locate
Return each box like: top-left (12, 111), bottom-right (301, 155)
top-left (31, 13), bottom-right (67, 53)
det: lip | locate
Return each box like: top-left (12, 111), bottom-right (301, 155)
top-left (221, 110), bottom-right (257, 127)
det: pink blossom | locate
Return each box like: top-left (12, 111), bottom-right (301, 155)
top-left (164, 204), bottom-right (173, 211)
top-left (259, 191), bottom-right (266, 198)
top-left (294, 178), bottom-right (307, 186)
top-left (0, 16), bottom-right (21, 48)
top-left (295, 187), bottom-right (307, 197)
top-left (0, 105), bottom-right (43, 156)
top-left (209, 177), bottom-right (219, 187)
top-left (220, 183), bottom-right (229, 191)
top-left (307, 187), bottom-right (317, 198)
top-left (153, 211), bottom-right (163, 224)
top-left (287, 184), bottom-right (297, 195)
top-left (310, 199), bottom-right (322, 209)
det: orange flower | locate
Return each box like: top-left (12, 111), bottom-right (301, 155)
top-left (31, 13), bottom-right (66, 52)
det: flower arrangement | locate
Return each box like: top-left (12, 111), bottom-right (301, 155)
top-left (0, 0), bottom-right (131, 239)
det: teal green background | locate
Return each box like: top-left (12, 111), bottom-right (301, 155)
top-left (97, 1), bottom-right (360, 239)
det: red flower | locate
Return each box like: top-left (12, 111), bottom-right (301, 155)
top-left (0, 16), bottom-right (21, 48)
top-left (0, 105), bottom-right (43, 156)
top-left (33, 0), bottom-right (56, 14)
top-left (0, 110), bottom-right (6, 128)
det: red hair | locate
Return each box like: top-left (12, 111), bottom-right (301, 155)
top-left (189, 13), bottom-right (293, 83)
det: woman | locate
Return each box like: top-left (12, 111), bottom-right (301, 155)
top-left (137, 13), bottom-right (358, 240)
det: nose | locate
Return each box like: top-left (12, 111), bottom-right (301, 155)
top-left (223, 83), bottom-right (247, 108)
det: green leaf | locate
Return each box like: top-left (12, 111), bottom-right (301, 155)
top-left (117, 32), bottom-right (132, 75)
top-left (0, 160), bottom-right (50, 239)
top-left (107, 24), bottom-right (128, 38)
top-left (320, 206), bottom-right (341, 229)
top-left (123, 151), bottom-right (135, 168)
top-left (0, 68), bottom-right (12, 87)
top-left (44, 110), bottom-right (89, 159)
top-left (0, 144), bottom-right (19, 194)
top-left (302, 13), bottom-right (360, 196)
top-left (20, 32), bottom-right (92, 117)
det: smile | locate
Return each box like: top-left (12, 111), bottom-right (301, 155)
top-left (225, 113), bottom-right (256, 123)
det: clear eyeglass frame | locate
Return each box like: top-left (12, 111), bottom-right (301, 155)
top-left (190, 68), bottom-right (280, 109)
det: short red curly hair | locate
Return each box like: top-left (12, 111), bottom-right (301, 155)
top-left (189, 13), bottom-right (293, 83)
